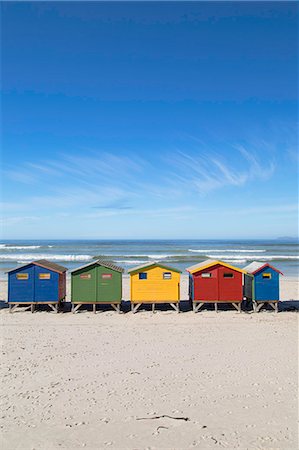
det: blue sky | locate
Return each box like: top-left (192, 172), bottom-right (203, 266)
top-left (1, 1), bottom-right (298, 239)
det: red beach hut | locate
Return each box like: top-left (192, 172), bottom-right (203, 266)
top-left (186, 259), bottom-right (246, 312)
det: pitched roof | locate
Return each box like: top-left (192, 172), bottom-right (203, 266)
top-left (127, 261), bottom-right (181, 274)
top-left (243, 261), bottom-right (283, 275)
top-left (6, 259), bottom-right (67, 274)
top-left (70, 259), bottom-right (124, 274)
top-left (186, 259), bottom-right (247, 274)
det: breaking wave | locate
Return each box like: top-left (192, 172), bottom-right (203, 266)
top-left (206, 254), bottom-right (299, 261)
top-left (0, 244), bottom-right (43, 250)
top-left (188, 249), bottom-right (266, 253)
top-left (114, 260), bottom-right (149, 265)
top-left (0, 254), bottom-right (92, 262)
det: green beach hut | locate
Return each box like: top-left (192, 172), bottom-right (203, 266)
top-left (71, 260), bottom-right (124, 313)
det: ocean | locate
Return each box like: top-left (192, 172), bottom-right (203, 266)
top-left (0, 239), bottom-right (298, 279)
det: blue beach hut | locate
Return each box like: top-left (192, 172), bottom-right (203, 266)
top-left (7, 259), bottom-right (67, 312)
top-left (243, 261), bottom-right (283, 312)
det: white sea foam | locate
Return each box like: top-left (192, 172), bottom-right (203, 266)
top-left (188, 249), bottom-right (266, 253)
top-left (146, 254), bottom-right (175, 259)
top-left (115, 260), bottom-right (149, 265)
top-left (0, 254), bottom-right (92, 262)
top-left (224, 259), bottom-right (247, 264)
top-left (206, 254), bottom-right (299, 261)
top-left (114, 254), bottom-right (179, 259)
top-left (0, 245), bottom-right (42, 250)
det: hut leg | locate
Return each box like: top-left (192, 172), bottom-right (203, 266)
top-left (193, 302), bottom-right (196, 312)
top-left (93, 304), bottom-right (96, 314)
top-left (48, 304), bottom-right (57, 313)
top-left (31, 303), bottom-right (35, 313)
top-left (256, 302), bottom-right (264, 313)
top-left (152, 303), bottom-right (155, 313)
top-left (170, 303), bottom-right (179, 313)
top-left (199, 302), bottom-right (205, 312)
top-left (111, 304), bottom-right (120, 313)
top-left (275, 302), bottom-right (278, 313)
top-left (73, 304), bottom-right (81, 314)
top-left (9, 304), bottom-right (12, 313)
top-left (215, 303), bottom-right (218, 313)
top-left (232, 303), bottom-right (241, 313)
top-left (132, 304), bottom-right (140, 314)
top-left (194, 302), bottom-right (204, 313)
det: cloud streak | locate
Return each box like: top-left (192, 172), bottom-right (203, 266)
top-left (2, 142), bottom-right (278, 221)
top-left (167, 144), bottom-right (276, 195)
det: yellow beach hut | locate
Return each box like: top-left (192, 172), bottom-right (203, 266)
top-left (128, 262), bottom-right (181, 313)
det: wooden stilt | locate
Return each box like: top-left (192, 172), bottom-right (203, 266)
top-left (72, 303), bottom-right (82, 314)
top-left (170, 303), bottom-right (179, 313)
top-left (111, 304), bottom-right (121, 313)
top-left (31, 303), bottom-right (34, 313)
top-left (215, 302), bottom-right (218, 313)
top-left (194, 302), bottom-right (204, 313)
top-left (93, 304), bottom-right (96, 314)
top-left (48, 304), bottom-right (58, 313)
top-left (132, 303), bottom-right (141, 314)
top-left (232, 302), bottom-right (241, 313)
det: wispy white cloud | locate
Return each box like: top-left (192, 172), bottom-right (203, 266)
top-left (2, 143), bottom-right (278, 221)
top-left (167, 144), bottom-right (276, 195)
top-left (236, 145), bottom-right (275, 181)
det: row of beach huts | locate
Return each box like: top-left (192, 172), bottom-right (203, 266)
top-left (5, 258), bottom-right (282, 313)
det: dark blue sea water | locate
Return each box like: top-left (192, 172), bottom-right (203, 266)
top-left (0, 239), bottom-right (298, 279)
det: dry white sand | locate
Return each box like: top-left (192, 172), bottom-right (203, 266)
top-left (0, 276), bottom-right (298, 449)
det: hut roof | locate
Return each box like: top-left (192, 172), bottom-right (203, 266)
top-left (186, 259), bottom-right (247, 274)
top-left (128, 261), bottom-right (182, 274)
top-left (6, 259), bottom-right (67, 274)
top-left (243, 261), bottom-right (283, 275)
top-left (71, 259), bottom-right (124, 274)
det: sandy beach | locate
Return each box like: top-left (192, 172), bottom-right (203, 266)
top-left (0, 276), bottom-right (298, 449)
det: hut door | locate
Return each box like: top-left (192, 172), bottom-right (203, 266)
top-left (196, 267), bottom-right (218, 301)
top-left (218, 267), bottom-right (242, 301)
top-left (97, 268), bottom-right (118, 302)
top-left (34, 266), bottom-right (58, 302)
top-left (10, 265), bottom-right (35, 302)
top-left (255, 271), bottom-right (278, 301)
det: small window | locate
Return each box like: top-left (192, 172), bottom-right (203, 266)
top-left (202, 273), bottom-right (212, 278)
top-left (163, 272), bottom-right (172, 280)
top-left (80, 273), bottom-right (91, 279)
top-left (139, 272), bottom-right (147, 280)
top-left (262, 273), bottom-right (272, 279)
top-left (16, 273), bottom-right (28, 280)
top-left (223, 273), bottom-right (234, 278)
top-left (102, 273), bottom-right (112, 279)
top-left (39, 273), bottom-right (51, 280)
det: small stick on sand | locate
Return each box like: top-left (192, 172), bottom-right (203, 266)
top-left (136, 414), bottom-right (190, 421)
